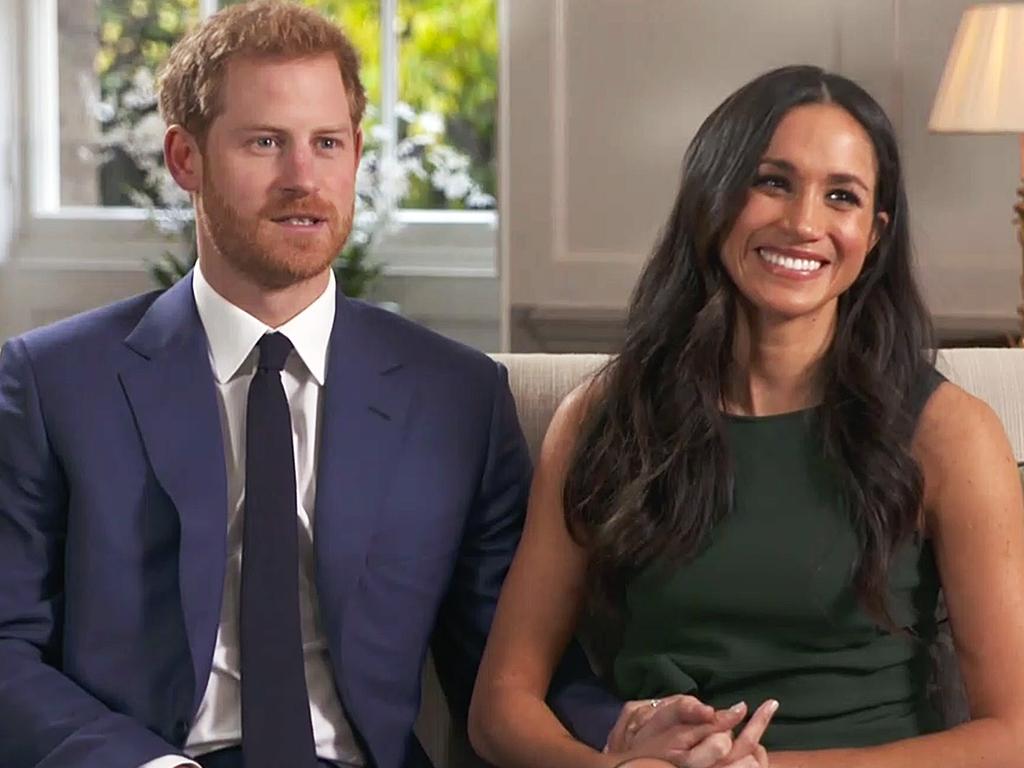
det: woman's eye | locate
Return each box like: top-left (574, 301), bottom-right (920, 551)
top-left (829, 189), bottom-right (862, 207)
top-left (753, 174), bottom-right (788, 191)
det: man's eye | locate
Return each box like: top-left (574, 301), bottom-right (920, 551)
top-left (319, 137), bottom-right (340, 150)
top-left (253, 137), bottom-right (278, 149)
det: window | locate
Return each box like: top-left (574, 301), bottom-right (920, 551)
top-left (59, 0), bottom-right (200, 208)
top-left (33, 0), bottom-right (497, 273)
top-left (393, 0), bottom-right (499, 210)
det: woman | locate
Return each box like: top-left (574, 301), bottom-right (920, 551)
top-left (468, 65), bottom-right (1024, 768)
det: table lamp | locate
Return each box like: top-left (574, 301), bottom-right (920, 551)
top-left (929, 3), bottom-right (1024, 340)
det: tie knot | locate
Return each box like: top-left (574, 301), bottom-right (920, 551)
top-left (256, 332), bottom-right (293, 372)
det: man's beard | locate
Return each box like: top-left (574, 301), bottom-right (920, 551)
top-left (197, 174), bottom-right (353, 290)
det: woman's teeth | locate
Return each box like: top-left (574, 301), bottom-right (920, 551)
top-left (757, 248), bottom-right (823, 272)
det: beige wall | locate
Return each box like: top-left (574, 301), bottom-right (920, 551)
top-left (57, 0), bottom-right (99, 207)
top-left (0, 0), bottom-right (20, 267)
top-left (503, 0), bottom-right (1021, 348)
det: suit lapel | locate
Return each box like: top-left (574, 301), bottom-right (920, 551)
top-left (314, 295), bottom-right (412, 638)
top-left (118, 274), bottom-right (228, 714)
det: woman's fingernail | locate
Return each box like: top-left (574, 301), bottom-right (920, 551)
top-left (767, 699), bottom-right (780, 714)
top-left (729, 701), bottom-right (746, 713)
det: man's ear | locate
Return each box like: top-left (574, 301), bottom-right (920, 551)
top-left (869, 210), bottom-right (890, 253)
top-left (353, 126), bottom-right (364, 171)
top-left (164, 124), bottom-right (202, 193)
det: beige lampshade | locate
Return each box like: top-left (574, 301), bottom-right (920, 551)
top-left (929, 3), bottom-right (1024, 133)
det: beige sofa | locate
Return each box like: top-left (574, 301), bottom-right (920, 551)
top-left (415, 348), bottom-right (1024, 766)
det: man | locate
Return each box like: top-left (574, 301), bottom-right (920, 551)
top-left (0, 3), bottom-right (739, 768)
top-left (0, 3), bottom-right (614, 767)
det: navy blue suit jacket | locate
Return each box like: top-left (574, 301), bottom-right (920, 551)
top-left (0, 276), bottom-right (619, 768)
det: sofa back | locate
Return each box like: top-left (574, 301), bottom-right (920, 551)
top-left (493, 349), bottom-right (1024, 463)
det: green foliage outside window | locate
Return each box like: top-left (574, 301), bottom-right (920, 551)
top-left (396, 0), bottom-right (497, 208)
top-left (93, 0), bottom-right (496, 210)
top-left (83, 0), bottom-right (496, 292)
top-left (298, 0), bottom-right (497, 209)
top-left (93, 0), bottom-right (200, 206)
top-left (216, 0), bottom-right (498, 210)
top-left (96, 0), bottom-right (199, 78)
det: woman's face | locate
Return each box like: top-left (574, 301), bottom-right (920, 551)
top-left (719, 103), bottom-right (888, 325)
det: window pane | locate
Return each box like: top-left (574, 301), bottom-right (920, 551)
top-left (397, 0), bottom-right (497, 210)
top-left (308, 0), bottom-right (497, 212)
top-left (299, 0), bottom-right (382, 118)
top-left (60, 0), bottom-right (200, 207)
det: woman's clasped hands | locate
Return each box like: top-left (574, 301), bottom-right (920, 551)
top-left (606, 695), bottom-right (778, 768)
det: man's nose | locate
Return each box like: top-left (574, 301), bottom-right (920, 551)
top-left (278, 145), bottom-right (318, 195)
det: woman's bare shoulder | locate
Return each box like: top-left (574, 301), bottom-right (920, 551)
top-left (915, 379), bottom-right (1017, 514)
top-left (541, 372), bottom-right (608, 466)
top-left (915, 380), bottom-right (1007, 459)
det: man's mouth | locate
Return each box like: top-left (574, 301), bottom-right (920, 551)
top-left (271, 215), bottom-right (327, 227)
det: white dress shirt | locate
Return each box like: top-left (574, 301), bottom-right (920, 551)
top-left (142, 264), bottom-right (364, 768)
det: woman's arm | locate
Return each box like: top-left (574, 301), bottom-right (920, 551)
top-left (467, 385), bottom-right (749, 768)
top-left (468, 384), bottom-right (623, 768)
top-left (769, 382), bottom-right (1024, 768)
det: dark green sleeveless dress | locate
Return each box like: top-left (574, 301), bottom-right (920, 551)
top-left (612, 372), bottom-right (945, 749)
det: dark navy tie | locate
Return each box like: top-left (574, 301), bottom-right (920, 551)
top-left (240, 332), bottom-right (318, 768)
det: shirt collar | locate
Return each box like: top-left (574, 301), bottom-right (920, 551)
top-left (192, 263), bottom-right (336, 386)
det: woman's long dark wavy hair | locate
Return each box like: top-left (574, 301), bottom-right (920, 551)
top-left (563, 65), bottom-right (934, 629)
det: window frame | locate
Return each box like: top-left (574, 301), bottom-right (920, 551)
top-left (11, 0), bottom-right (497, 277)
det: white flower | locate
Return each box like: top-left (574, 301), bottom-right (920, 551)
top-left (428, 144), bottom-right (470, 173)
top-left (93, 100), bottom-right (117, 124)
top-left (132, 67), bottom-right (155, 92)
top-left (394, 101), bottom-right (416, 123)
top-left (348, 228), bottom-right (371, 248)
top-left (369, 123), bottom-right (393, 143)
top-left (153, 166), bottom-right (191, 209)
top-left (399, 154), bottom-right (428, 181)
top-left (466, 189), bottom-right (496, 208)
top-left (151, 204), bottom-right (194, 235)
top-left (123, 67), bottom-right (157, 110)
top-left (376, 155), bottom-right (411, 210)
top-left (77, 144), bottom-right (109, 164)
top-left (126, 112), bottom-right (168, 159)
top-left (127, 188), bottom-right (155, 210)
top-left (354, 208), bottom-right (378, 231)
top-left (416, 111), bottom-right (445, 136)
top-left (78, 72), bottom-right (115, 124)
top-left (356, 149), bottom-right (388, 201)
top-left (432, 168), bottom-right (472, 200)
top-left (100, 124), bottom-right (130, 150)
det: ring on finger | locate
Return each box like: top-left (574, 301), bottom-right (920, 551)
top-left (649, 698), bottom-right (661, 709)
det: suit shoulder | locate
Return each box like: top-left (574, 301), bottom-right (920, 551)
top-left (11, 290), bottom-right (163, 361)
top-left (347, 298), bottom-right (498, 381)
